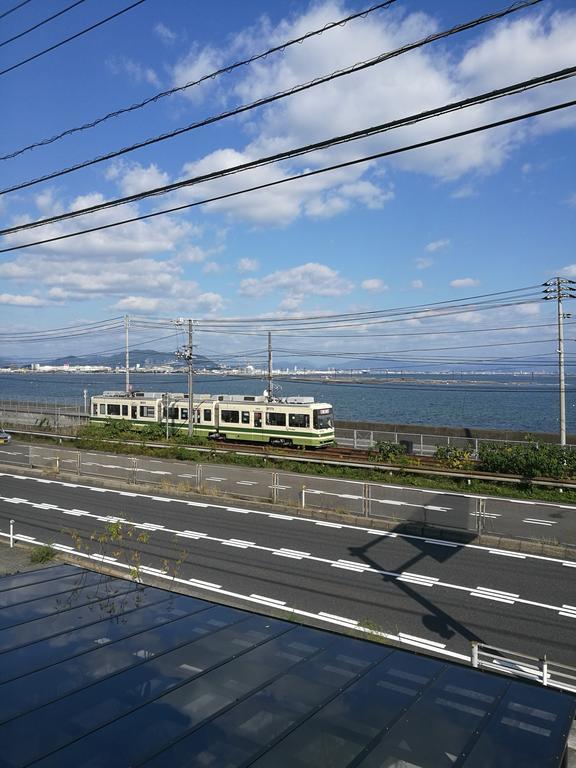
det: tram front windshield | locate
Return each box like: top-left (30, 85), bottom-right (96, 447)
top-left (313, 408), bottom-right (333, 430)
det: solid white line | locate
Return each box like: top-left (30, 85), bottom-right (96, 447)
top-left (315, 522), bottom-right (342, 528)
top-left (250, 594), bottom-right (286, 606)
top-left (221, 542), bottom-right (248, 548)
top-left (398, 632), bottom-right (446, 649)
top-left (489, 550), bottom-right (526, 559)
top-left (188, 578), bottom-right (221, 589)
top-left (331, 563), bottom-right (367, 572)
top-left (269, 514), bottom-right (294, 520)
top-left (424, 539), bottom-right (458, 548)
top-left (563, 562), bottom-right (576, 568)
top-left (558, 611), bottom-right (576, 619)
top-left (318, 611), bottom-right (359, 625)
top-left (226, 507), bottom-right (250, 514)
top-left (229, 539), bottom-right (255, 546)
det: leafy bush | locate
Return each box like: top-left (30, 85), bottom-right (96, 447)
top-left (374, 441), bottom-right (408, 462)
top-left (478, 441), bottom-right (573, 479)
top-left (434, 446), bottom-right (475, 470)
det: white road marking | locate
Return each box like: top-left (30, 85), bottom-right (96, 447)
top-left (1, 472), bottom-right (573, 573)
top-left (398, 632), bottom-right (446, 649)
top-left (424, 539), bottom-right (458, 548)
top-left (318, 611), bottom-right (359, 625)
top-left (188, 578), bottom-right (221, 589)
top-left (250, 594), bottom-right (286, 606)
top-left (470, 592), bottom-right (515, 604)
top-left (315, 521), bottom-right (342, 528)
top-left (205, 477), bottom-right (225, 482)
top-left (279, 548), bottom-right (310, 557)
top-left (331, 563), bottom-right (367, 572)
top-left (236, 481), bottom-right (258, 486)
top-left (489, 550), bottom-right (526, 559)
top-left (221, 542), bottom-right (249, 549)
top-left (475, 586), bottom-right (519, 598)
top-left (273, 552), bottom-right (303, 559)
top-left (523, 519), bottom-right (557, 526)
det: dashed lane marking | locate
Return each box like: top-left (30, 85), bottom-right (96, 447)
top-left (523, 519), bottom-right (556, 526)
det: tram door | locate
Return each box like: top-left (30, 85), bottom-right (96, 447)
top-left (131, 405), bottom-right (137, 419)
top-left (254, 412), bottom-right (262, 428)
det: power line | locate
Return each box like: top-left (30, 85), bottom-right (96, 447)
top-left (0, 0), bottom-right (399, 162)
top-left (0, 0), bottom-right (34, 21)
top-left (0, 0), bottom-right (543, 195)
top-left (1, 94), bottom-right (573, 252)
top-left (0, 0), bottom-right (147, 77)
top-left (0, 0), bottom-right (87, 48)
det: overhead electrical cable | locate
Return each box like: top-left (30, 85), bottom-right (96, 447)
top-left (1, 95), bottom-right (573, 253)
top-left (0, 0), bottom-right (400, 161)
top-left (0, 0), bottom-right (543, 194)
top-left (0, 0), bottom-right (34, 21)
top-left (0, 0), bottom-right (147, 77)
top-left (0, 0), bottom-right (87, 48)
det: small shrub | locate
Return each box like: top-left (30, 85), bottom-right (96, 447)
top-left (30, 545), bottom-right (56, 564)
top-left (434, 446), bottom-right (475, 470)
top-left (374, 441), bottom-right (408, 462)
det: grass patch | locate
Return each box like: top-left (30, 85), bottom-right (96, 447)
top-left (30, 545), bottom-right (56, 564)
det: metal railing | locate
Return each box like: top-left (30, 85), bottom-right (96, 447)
top-left (471, 642), bottom-right (576, 693)
top-left (335, 427), bottom-right (576, 454)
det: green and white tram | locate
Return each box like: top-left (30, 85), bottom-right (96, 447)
top-left (91, 391), bottom-right (335, 448)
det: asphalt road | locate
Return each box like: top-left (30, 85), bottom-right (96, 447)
top-left (1, 441), bottom-right (575, 542)
top-left (1, 469), bottom-right (575, 671)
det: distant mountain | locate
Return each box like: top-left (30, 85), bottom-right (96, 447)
top-left (40, 349), bottom-right (220, 369)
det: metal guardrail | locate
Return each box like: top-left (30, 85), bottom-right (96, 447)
top-left (472, 642), bottom-right (576, 694)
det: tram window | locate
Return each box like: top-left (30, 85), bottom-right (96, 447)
top-left (131, 406), bottom-right (138, 419)
top-left (167, 407), bottom-right (179, 419)
top-left (241, 411), bottom-right (250, 424)
top-left (181, 408), bottom-right (189, 420)
top-left (203, 409), bottom-right (212, 422)
top-left (139, 406), bottom-right (156, 418)
top-left (122, 405), bottom-right (128, 416)
top-left (313, 408), bottom-right (333, 429)
top-left (266, 412), bottom-right (286, 427)
top-left (254, 412), bottom-right (262, 428)
top-left (221, 410), bottom-right (240, 423)
top-left (289, 413), bottom-right (309, 428)
top-left (93, 404), bottom-right (98, 416)
top-left (99, 404), bottom-right (106, 416)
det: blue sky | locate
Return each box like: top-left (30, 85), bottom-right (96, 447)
top-left (0, 0), bottom-right (575, 364)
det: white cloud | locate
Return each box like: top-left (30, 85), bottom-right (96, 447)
top-left (451, 185), bottom-right (476, 199)
top-left (106, 162), bottom-right (170, 197)
top-left (164, 4), bottom-right (576, 227)
top-left (203, 261), bottom-right (221, 274)
top-left (107, 56), bottom-right (160, 88)
top-left (559, 264), bottom-right (576, 277)
top-left (155, 22), bottom-right (177, 44)
top-left (566, 193), bottom-right (576, 208)
top-left (411, 279), bottom-right (424, 289)
top-left (237, 258), bottom-right (259, 272)
top-left (0, 293), bottom-right (46, 306)
top-left (425, 239), bottom-right (450, 253)
top-left (450, 277), bottom-right (480, 288)
top-left (239, 262), bottom-right (353, 300)
top-left (415, 257), bottom-right (433, 270)
top-left (171, 45), bottom-right (225, 104)
top-left (361, 278), bottom-right (388, 292)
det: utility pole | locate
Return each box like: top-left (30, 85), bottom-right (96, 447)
top-left (543, 278), bottom-right (576, 445)
top-left (164, 393), bottom-right (170, 440)
top-left (267, 331), bottom-right (273, 401)
top-left (124, 314), bottom-right (130, 393)
top-left (176, 319), bottom-right (194, 437)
